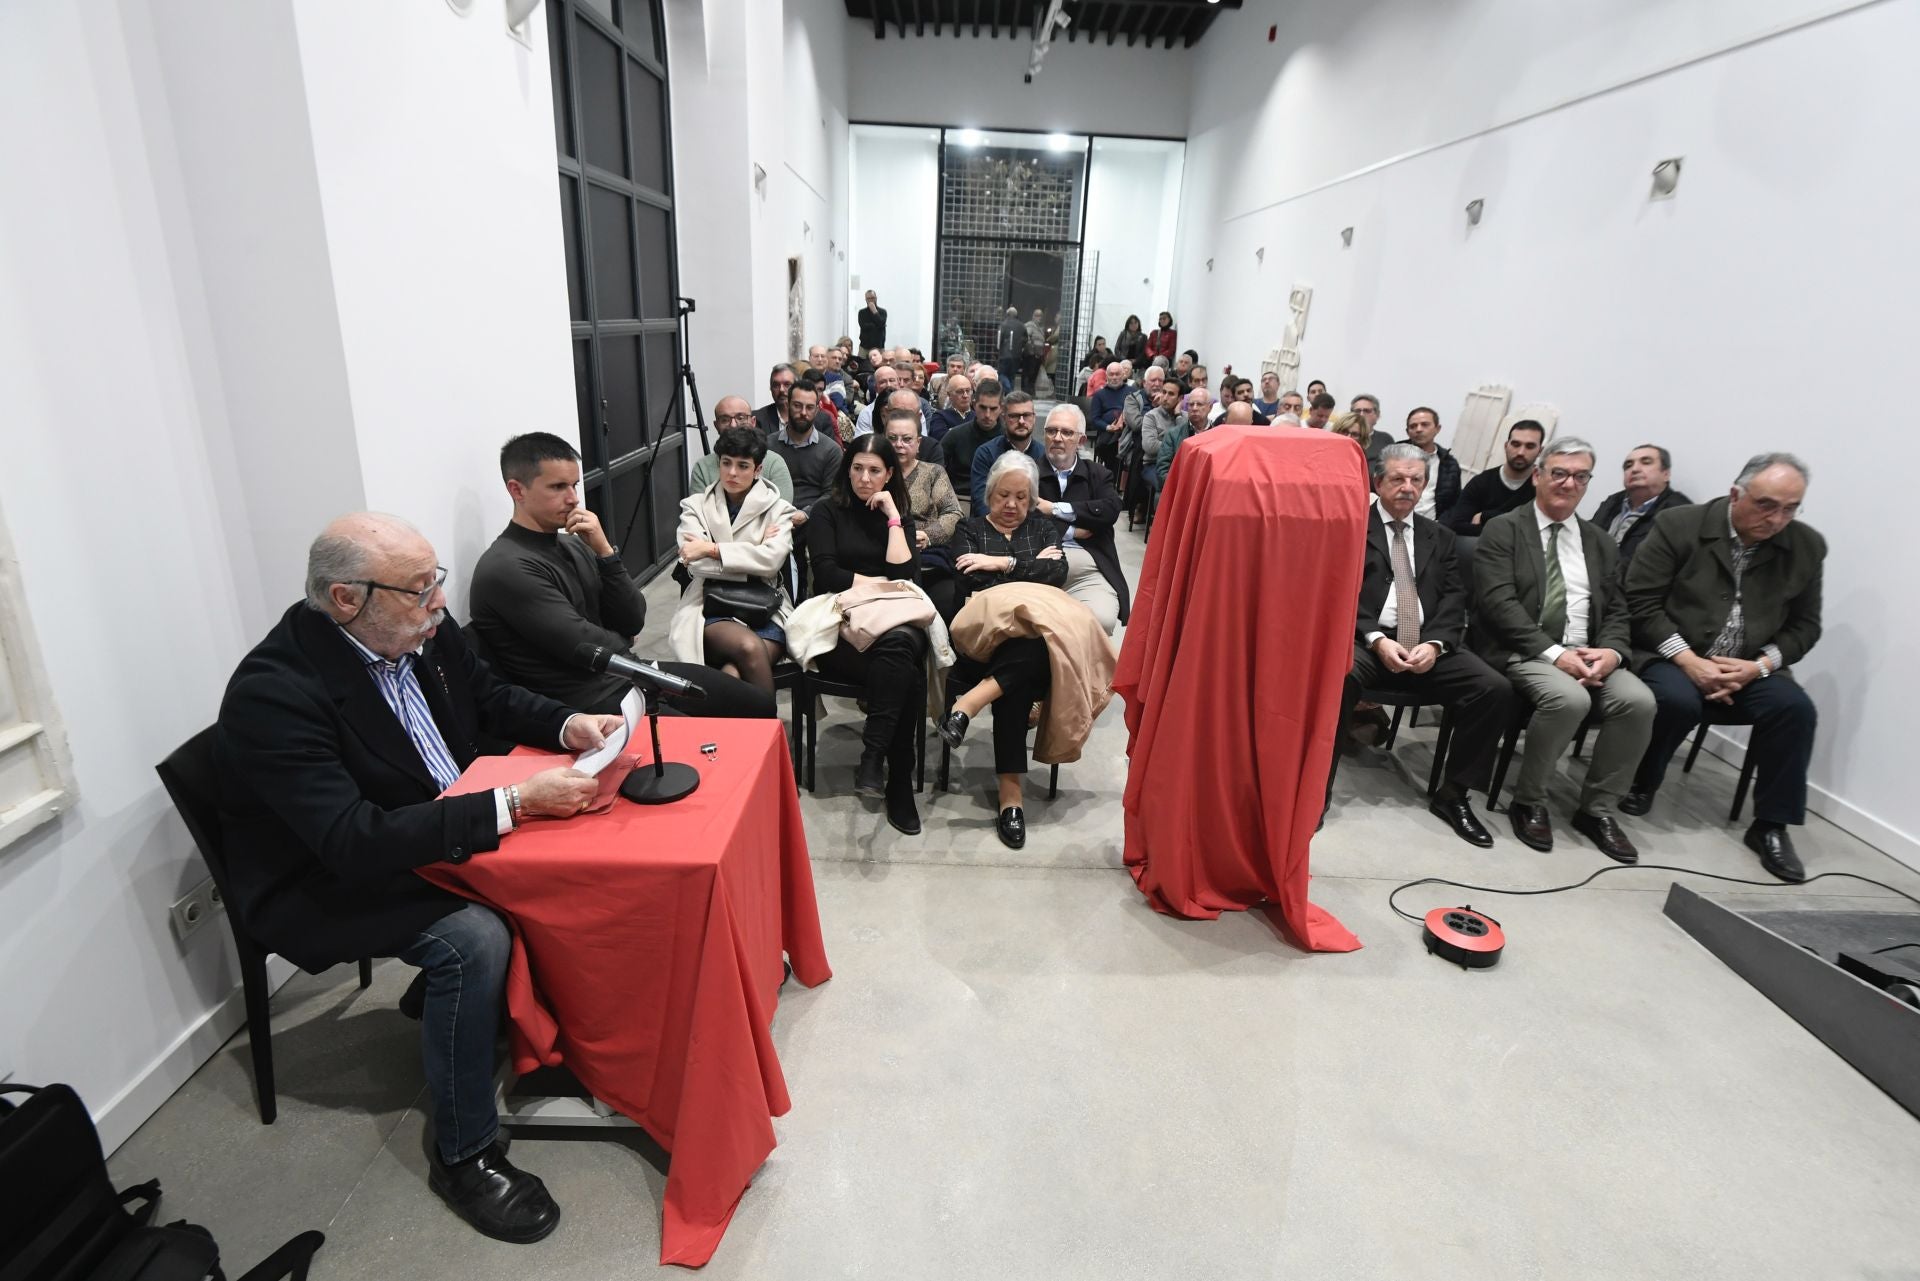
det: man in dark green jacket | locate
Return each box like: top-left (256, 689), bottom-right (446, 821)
top-left (1620, 453), bottom-right (1823, 882)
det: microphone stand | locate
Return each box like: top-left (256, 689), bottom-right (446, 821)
top-left (617, 679), bottom-right (701, 805)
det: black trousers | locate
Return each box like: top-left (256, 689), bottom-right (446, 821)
top-left (1020, 354), bottom-right (1042, 392)
top-left (1342, 645), bottom-right (1512, 798)
top-left (814, 626), bottom-right (928, 763)
top-left (954, 636), bottom-right (1052, 776)
top-left (586, 660), bottom-right (775, 720)
top-left (1633, 659), bottom-right (1815, 825)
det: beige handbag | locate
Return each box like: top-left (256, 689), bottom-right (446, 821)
top-left (835, 580), bottom-right (935, 651)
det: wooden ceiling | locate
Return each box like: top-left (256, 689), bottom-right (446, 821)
top-left (843, 0), bottom-right (1245, 50)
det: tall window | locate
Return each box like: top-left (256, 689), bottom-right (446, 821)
top-left (549, 0), bottom-right (683, 578)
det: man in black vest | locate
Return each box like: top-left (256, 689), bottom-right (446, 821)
top-left (1035, 404), bottom-right (1130, 632)
top-left (1333, 444), bottom-right (1511, 844)
top-left (218, 513), bottom-right (619, 1244)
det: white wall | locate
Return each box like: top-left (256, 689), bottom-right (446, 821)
top-left (782, 0), bottom-right (852, 352)
top-left (1083, 141), bottom-right (1184, 354)
top-left (1173, 0), bottom-right (1920, 861)
top-left (847, 129), bottom-right (940, 355)
top-left (847, 22), bottom-right (1191, 138)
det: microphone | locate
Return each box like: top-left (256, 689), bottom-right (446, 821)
top-left (571, 644), bottom-right (707, 699)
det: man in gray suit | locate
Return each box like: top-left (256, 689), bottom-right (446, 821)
top-left (1472, 436), bottom-right (1655, 863)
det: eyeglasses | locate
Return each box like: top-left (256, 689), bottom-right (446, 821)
top-left (715, 412), bottom-right (754, 427)
top-left (361, 566), bottom-right (448, 609)
top-left (1004, 411), bottom-right (1036, 422)
top-left (1545, 468), bottom-right (1594, 486)
top-left (1748, 497), bottom-right (1802, 518)
top-left (1043, 427), bottom-right (1079, 439)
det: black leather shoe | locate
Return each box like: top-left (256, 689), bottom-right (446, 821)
top-left (399, 970), bottom-right (427, 1021)
top-left (1619, 789), bottom-right (1655, 817)
top-left (1508, 803), bottom-right (1553, 852)
top-left (1745, 823), bottom-right (1806, 882)
top-left (428, 1141), bottom-right (559, 1244)
top-left (937, 710), bottom-right (970, 749)
top-left (1429, 796), bottom-right (1493, 848)
top-left (854, 751), bottom-right (885, 798)
top-left (1572, 810), bottom-right (1639, 864)
top-left (997, 806), bottom-right (1026, 850)
top-left (886, 787), bottom-right (921, 835)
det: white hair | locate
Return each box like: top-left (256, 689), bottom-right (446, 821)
top-left (1735, 451), bottom-right (1810, 489)
top-left (984, 448), bottom-right (1041, 498)
top-left (1046, 402), bottom-right (1087, 435)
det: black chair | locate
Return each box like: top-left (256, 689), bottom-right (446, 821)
top-left (772, 660), bottom-right (807, 792)
top-left (156, 729), bottom-right (372, 1126)
top-left (1367, 533), bottom-right (1478, 748)
top-left (793, 671), bottom-right (926, 796)
top-left (1681, 703), bottom-right (1761, 821)
top-left (1485, 695), bottom-right (1607, 811)
top-left (1334, 689), bottom-right (1456, 798)
top-left (934, 685), bottom-right (1061, 799)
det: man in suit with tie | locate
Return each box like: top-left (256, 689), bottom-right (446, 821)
top-left (1620, 453), bottom-right (1824, 881)
top-left (218, 513), bottom-right (622, 1244)
top-left (1336, 444), bottom-right (1512, 845)
top-left (1473, 437), bottom-right (1656, 863)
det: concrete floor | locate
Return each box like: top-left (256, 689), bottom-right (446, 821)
top-left (112, 515), bottom-right (1920, 1279)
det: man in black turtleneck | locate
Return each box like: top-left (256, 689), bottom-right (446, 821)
top-left (468, 432), bottom-right (773, 718)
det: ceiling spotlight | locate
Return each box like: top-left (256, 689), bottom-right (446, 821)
top-left (1651, 157), bottom-right (1683, 200)
top-left (1046, 133), bottom-right (1073, 152)
top-left (958, 129), bottom-right (985, 147)
top-left (1465, 198), bottom-right (1484, 227)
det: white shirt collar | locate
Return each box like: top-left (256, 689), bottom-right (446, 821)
top-left (1533, 502), bottom-right (1575, 532)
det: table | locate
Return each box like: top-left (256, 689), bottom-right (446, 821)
top-left (419, 716), bottom-right (831, 1266)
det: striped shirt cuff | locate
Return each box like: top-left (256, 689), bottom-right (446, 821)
top-left (1762, 643), bottom-right (1785, 671)
top-left (1658, 634), bottom-right (1690, 660)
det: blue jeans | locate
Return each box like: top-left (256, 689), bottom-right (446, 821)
top-left (394, 902), bottom-right (510, 1164)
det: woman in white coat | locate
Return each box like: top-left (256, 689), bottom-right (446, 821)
top-left (671, 426), bottom-right (802, 695)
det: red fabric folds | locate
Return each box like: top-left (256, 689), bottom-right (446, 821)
top-left (1114, 425), bottom-right (1365, 952)
top-left (425, 717), bottom-right (830, 1266)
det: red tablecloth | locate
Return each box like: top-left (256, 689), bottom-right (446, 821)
top-left (419, 716), bottom-right (830, 1266)
top-left (1113, 425), bottom-right (1364, 952)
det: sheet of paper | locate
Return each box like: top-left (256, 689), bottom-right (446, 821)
top-left (572, 686), bottom-right (640, 777)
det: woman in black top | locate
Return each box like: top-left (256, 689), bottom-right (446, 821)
top-left (1113, 314), bottom-right (1147, 367)
top-left (937, 450), bottom-right (1068, 850)
top-left (804, 434), bottom-right (926, 835)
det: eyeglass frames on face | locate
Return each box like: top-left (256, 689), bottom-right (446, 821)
top-left (715, 412), bottom-right (755, 427)
top-left (1545, 468), bottom-right (1593, 486)
top-left (361, 566), bottom-right (448, 609)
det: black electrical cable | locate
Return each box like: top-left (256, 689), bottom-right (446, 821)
top-left (1388, 865), bottom-right (1920, 926)
top-left (1870, 941), bottom-right (1920, 956)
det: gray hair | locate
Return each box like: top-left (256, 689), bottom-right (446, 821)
top-left (1046, 402), bottom-right (1087, 436)
top-left (1371, 440), bottom-right (1434, 484)
top-left (1735, 451), bottom-right (1809, 490)
top-left (984, 448), bottom-right (1041, 499)
top-left (1536, 435), bottom-right (1597, 470)
top-left (305, 534), bottom-right (372, 612)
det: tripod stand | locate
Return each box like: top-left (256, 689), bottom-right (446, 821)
top-left (617, 295), bottom-right (708, 560)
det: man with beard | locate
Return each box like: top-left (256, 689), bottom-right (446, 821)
top-left (942, 378), bottom-right (1004, 500)
top-left (970, 390), bottom-right (1048, 510)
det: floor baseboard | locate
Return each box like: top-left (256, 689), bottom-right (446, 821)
top-left (1700, 727), bottom-right (1920, 875)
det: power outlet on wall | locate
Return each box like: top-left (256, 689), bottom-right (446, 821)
top-left (170, 876), bottom-right (223, 946)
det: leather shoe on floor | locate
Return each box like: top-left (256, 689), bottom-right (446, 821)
top-left (886, 787), bottom-right (922, 836)
top-left (1429, 796), bottom-right (1493, 848)
top-left (997, 805), bottom-right (1027, 850)
top-left (1745, 822), bottom-right (1806, 882)
top-left (1571, 810), bottom-right (1639, 864)
top-left (937, 710), bottom-right (970, 749)
top-left (853, 751), bottom-right (885, 799)
top-left (1508, 803), bottom-right (1553, 852)
top-left (1619, 789), bottom-right (1655, 817)
top-left (428, 1141), bottom-right (559, 1244)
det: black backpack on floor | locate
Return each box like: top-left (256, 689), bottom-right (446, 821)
top-left (0, 1084), bottom-right (323, 1281)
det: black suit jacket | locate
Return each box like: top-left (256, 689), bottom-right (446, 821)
top-left (1592, 487), bottom-right (1693, 570)
top-left (1039, 457), bottom-right (1131, 624)
top-left (215, 604), bottom-right (575, 971)
top-left (1354, 508), bottom-right (1467, 653)
top-left (1471, 506), bottom-right (1632, 669)
top-left (752, 403), bottom-right (783, 437)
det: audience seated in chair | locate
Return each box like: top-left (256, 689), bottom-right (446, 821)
top-left (969, 390), bottom-right (1048, 510)
top-left (217, 512), bottom-right (622, 1244)
top-left (1155, 385), bottom-right (1215, 489)
top-left (1593, 442), bottom-right (1693, 572)
top-left (1400, 406), bottom-right (1462, 520)
top-left (1349, 394), bottom-right (1393, 457)
top-left (1331, 443), bottom-right (1512, 846)
top-left (468, 433), bottom-right (773, 718)
top-left (1442, 418), bottom-right (1545, 535)
top-left (803, 433), bottom-right (929, 835)
top-left (1035, 404), bottom-right (1130, 634)
top-left (670, 426), bottom-right (801, 697)
top-left (1472, 436), bottom-right (1655, 864)
top-left (938, 451), bottom-right (1071, 851)
top-left (752, 363), bottom-right (795, 437)
top-left (1621, 452), bottom-right (1823, 882)
top-left (940, 378), bottom-right (1003, 502)
top-left (689, 395), bottom-right (794, 502)
top-left (881, 404), bottom-right (962, 621)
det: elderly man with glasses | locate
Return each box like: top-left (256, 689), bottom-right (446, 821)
top-left (1472, 437), bottom-right (1655, 865)
top-left (689, 395), bottom-right (794, 501)
top-left (1620, 453), bottom-right (1824, 881)
top-left (1035, 404), bottom-right (1129, 633)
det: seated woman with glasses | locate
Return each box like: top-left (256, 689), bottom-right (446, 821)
top-left (687, 395), bottom-right (796, 502)
top-left (881, 403), bottom-right (963, 617)
top-left (937, 450), bottom-right (1070, 850)
top-left (670, 426), bottom-right (801, 697)
top-left (805, 433), bottom-right (927, 835)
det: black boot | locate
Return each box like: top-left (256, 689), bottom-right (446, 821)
top-left (854, 750), bottom-right (886, 798)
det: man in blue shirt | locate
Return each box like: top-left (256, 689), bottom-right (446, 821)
top-left (928, 373), bottom-right (972, 442)
top-left (970, 390), bottom-right (1047, 509)
top-left (1087, 362), bottom-right (1132, 473)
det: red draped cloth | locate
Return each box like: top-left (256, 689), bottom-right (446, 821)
top-left (422, 717), bottom-right (830, 1266)
top-left (1114, 425), bottom-right (1365, 952)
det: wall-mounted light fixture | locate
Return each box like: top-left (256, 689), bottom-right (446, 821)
top-left (1205, 257), bottom-right (1215, 272)
top-left (1255, 247), bottom-right (1265, 265)
top-left (1340, 226), bottom-right (1354, 248)
top-left (752, 163), bottom-right (767, 197)
top-left (504, 0), bottom-right (539, 46)
top-left (1465, 198), bottom-right (1484, 228)
top-left (1650, 157), bottom-right (1683, 200)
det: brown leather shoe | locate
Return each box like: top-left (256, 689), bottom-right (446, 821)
top-left (1508, 803), bottom-right (1553, 852)
top-left (1572, 810), bottom-right (1639, 864)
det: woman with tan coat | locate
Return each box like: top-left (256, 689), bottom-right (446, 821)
top-left (671, 427), bottom-right (801, 695)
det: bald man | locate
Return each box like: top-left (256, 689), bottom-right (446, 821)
top-left (1221, 401), bottom-right (1256, 426)
top-left (218, 513), bottom-right (619, 1243)
top-left (689, 395), bottom-right (794, 501)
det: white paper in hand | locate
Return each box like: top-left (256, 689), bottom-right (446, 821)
top-left (572, 686), bottom-right (640, 777)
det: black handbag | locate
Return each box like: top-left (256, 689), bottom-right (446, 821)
top-left (702, 578), bottom-right (781, 628)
